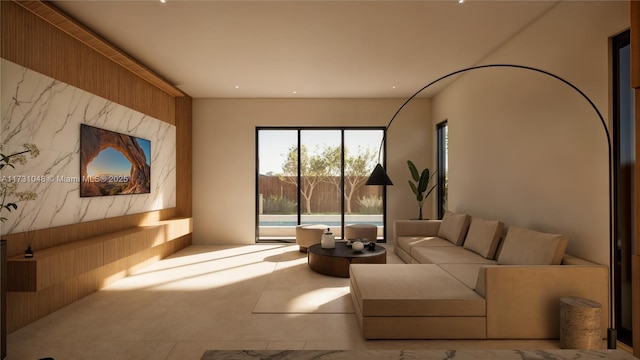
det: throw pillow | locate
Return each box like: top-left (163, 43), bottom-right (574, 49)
top-left (497, 226), bottom-right (568, 265)
top-left (437, 210), bottom-right (471, 246)
top-left (463, 217), bottom-right (504, 259)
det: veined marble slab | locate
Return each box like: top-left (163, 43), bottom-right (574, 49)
top-left (0, 59), bottom-right (176, 235)
top-left (201, 349), bottom-right (639, 360)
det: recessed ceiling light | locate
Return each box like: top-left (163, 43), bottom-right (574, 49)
top-left (458, 0), bottom-right (464, 4)
top-left (160, 0), bottom-right (166, 3)
top-left (292, 91), bottom-right (297, 94)
top-left (392, 86), bottom-right (396, 89)
top-left (235, 85), bottom-right (240, 89)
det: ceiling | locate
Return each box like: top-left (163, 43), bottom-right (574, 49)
top-left (52, 0), bottom-right (560, 99)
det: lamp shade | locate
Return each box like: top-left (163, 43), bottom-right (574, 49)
top-left (366, 163), bottom-right (393, 185)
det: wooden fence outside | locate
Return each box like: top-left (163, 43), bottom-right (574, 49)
top-left (258, 175), bottom-right (382, 214)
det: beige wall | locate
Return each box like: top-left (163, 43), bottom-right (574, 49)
top-left (192, 1), bottom-right (629, 261)
top-left (193, 98), bottom-right (431, 244)
top-left (432, 1), bottom-right (629, 265)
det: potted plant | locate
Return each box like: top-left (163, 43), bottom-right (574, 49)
top-left (1, 144), bottom-right (39, 258)
top-left (0, 144), bottom-right (40, 223)
top-left (407, 160), bottom-right (436, 220)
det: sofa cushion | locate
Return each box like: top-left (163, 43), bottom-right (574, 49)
top-left (497, 226), bottom-right (568, 265)
top-left (350, 264), bottom-right (485, 317)
top-left (463, 217), bottom-right (504, 259)
top-left (411, 246), bottom-right (497, 265)
top-left (438, 263), bottom-right (486, 290)
top-left (397, 236), bottom-right (454, 254)
top-left (437, 211), bottom-right (471, 246)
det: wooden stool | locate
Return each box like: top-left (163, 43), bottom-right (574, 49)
top-left (344, 224), bottom-right (378, 242)
top-left (560, 296), bottom-right (602, 349)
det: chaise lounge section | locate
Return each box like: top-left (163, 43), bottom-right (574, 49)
top-left (349, 211), bottom-right (609, 340)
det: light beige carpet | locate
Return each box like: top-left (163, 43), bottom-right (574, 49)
top-left (252, 249), bottom-right (354, 314)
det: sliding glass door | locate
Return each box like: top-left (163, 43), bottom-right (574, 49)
top-left (612, 30), bottom-right (635, 347)
top-left (256, 127), bottom-right (385, 242)
top-left (299, 130), bottom-right (342, 229)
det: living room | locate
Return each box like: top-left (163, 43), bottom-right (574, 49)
top-left (1, 0), bottom-right (638, 359)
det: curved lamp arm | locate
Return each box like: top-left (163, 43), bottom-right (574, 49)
top-left (367, 63), bottom-right (615, 348)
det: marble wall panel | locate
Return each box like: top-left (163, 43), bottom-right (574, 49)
top-left (0, 59), bottom-right (176, 235)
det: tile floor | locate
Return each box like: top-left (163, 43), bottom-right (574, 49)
top-left (7, 243), bottom-right (598, 360)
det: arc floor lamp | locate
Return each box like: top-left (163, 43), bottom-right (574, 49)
top-left (366, 63), bottom-right (616, 348)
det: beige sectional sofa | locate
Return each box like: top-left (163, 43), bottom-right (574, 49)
top-left (349, 211), bottom-right (609, 340)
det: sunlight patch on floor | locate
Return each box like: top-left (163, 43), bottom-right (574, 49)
top-left (288, 286), bottom-right (351, 312)
top-left (104, 244), bottom-right (292, 291)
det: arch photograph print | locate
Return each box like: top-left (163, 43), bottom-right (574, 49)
top-left (79, 124), bottom-right (151, 197)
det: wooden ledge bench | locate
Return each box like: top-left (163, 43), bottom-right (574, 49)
top-left (8, 217), bottom-right (193, 292)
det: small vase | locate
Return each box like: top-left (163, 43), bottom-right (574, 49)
top-left (321, 228), bottom-right (335, 249)
top-left (24, 246), bottom-right (34, 258)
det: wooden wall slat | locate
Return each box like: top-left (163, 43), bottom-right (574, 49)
top-left (2, 208), bottom-right (178, 258)
top-left (176, 96), bottom-right (193, 217)
top-left (13, 1), bottom-right (185, 98)
top-left (1, 1), bottom-right (176, 125)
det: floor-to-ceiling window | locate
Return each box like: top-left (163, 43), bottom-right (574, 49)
top-left (436, 121), bottom-right (448, 219)
top-left (613, 29), bottom-right (635, 347)
top-left (256, 127), bottom-right (386, 242)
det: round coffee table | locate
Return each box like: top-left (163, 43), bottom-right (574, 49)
top-left (307, 241), bottom-right (386, 278)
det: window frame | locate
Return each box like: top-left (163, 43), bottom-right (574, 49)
top-left (436, 120), bottom-right (448, 219)
top-left (255, 126), bottom-right (388, 243)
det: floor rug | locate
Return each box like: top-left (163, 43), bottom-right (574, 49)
top-left (252, 251), bottom-right (354, 314)
top-left (201, 349), bottom-right (639, 360)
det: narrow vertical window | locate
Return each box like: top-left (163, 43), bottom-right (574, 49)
top-left (436, 121), bottom-right (448, 219)
top-left (612, 29), bottom-right (634, 347)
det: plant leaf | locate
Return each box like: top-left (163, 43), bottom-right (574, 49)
top-left (407, 160), bottom-right (419, 182)
top-left (418, 168), bottom-right (429, 192)
top-left (408, 181), bottom-right (419, 196)
top-left (425, 184), bottom-right (437, 199)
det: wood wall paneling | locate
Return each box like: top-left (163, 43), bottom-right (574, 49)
top-left (1, 1), bottom-right (176, 125)
top-left (176, 96), bottom-right (193, 217)
top-left (2, 208), bottom-right (178, 258)
top-left (1, 0), bottom-right (193, 333)
top-left (8, 1), bottom-right (185, 98)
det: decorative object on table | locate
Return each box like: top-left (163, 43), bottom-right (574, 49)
top-left (0, 144), bottom-right (40, 223)
top-left (352, 241), bottom-right (364, 252)
top-left (407, 160), bottom-right (436, 220)
top-left (24, 228), bottom-right (35, 258)
top-left (362, 64), bottom-right (615, 348)
top-left (367, 242), bottom-right (376, 250)
top-left (321, 228), bottom-right (335, 249)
